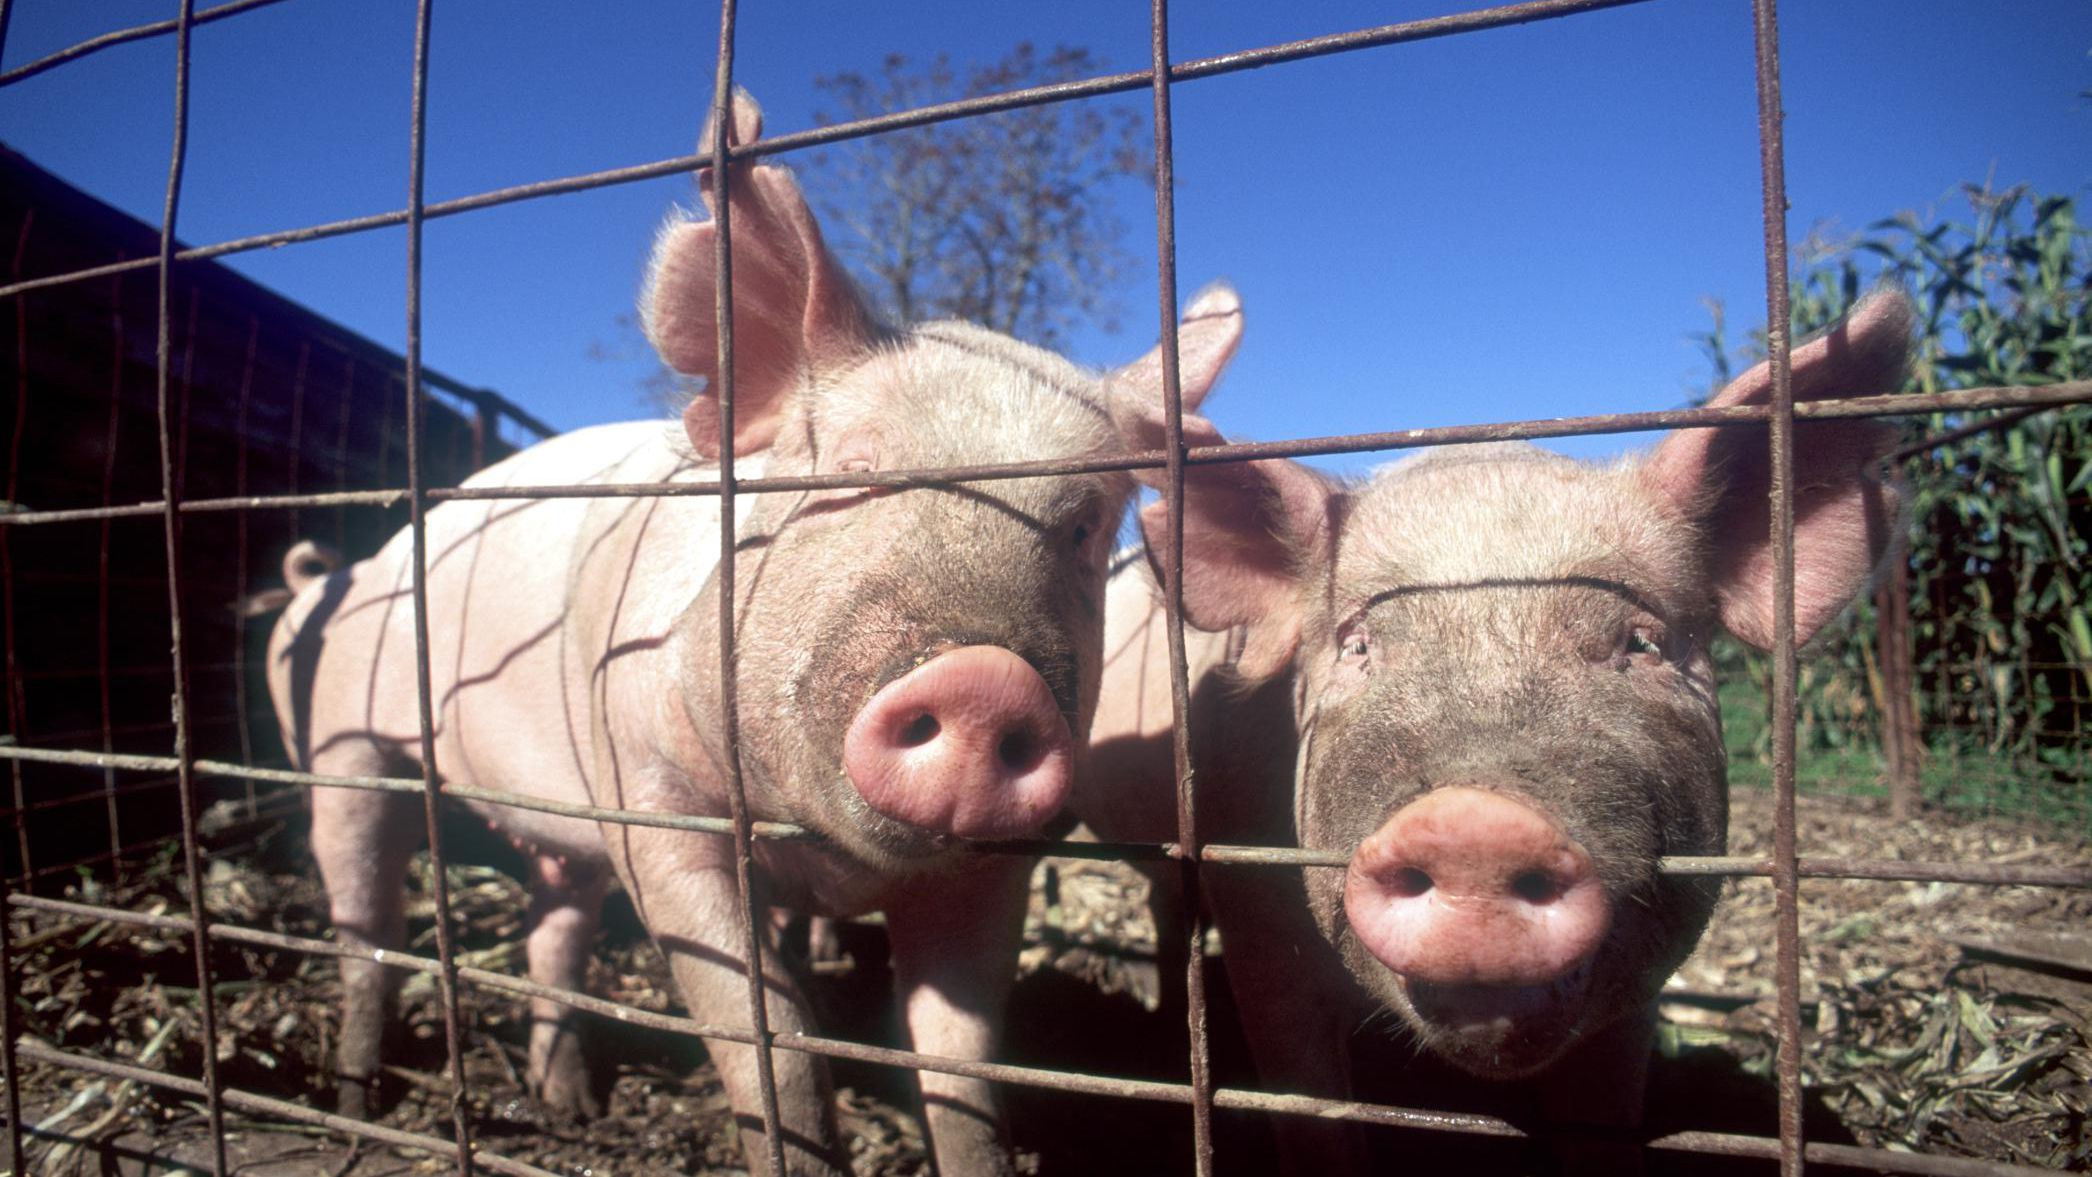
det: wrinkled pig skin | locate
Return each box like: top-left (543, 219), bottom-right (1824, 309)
top-left (266, 89), bottom-right (1246, 1177)
top-left (1083, 292), bottom-right (1915, 1173)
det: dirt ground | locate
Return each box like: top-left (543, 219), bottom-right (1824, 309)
top-left (6, 787), bottom-right (2087, 1175)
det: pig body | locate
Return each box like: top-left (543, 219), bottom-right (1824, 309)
top-left (1085, 293), bottom-right (1914, 1172)
top-left (267, 91), bottom-right (1247, 1177)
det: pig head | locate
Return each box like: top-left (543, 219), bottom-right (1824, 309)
top-left (633, 96), bottom-right (1247, 869)
top-left (1097, 291), bottom-right (1912, 1165)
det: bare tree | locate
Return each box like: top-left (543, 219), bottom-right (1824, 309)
top-left (596, 44), bottom-right (1149, 412)
top-left (804, 44), bottom-right (1152, 349)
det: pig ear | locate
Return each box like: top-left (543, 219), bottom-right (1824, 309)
top-left (1107, 287), bottom-right (1341, 677)
top-left (1107, 283), bottom-right (1244, 417)
top-left (1136, 445), bottom-right (1345, 679)
top-left (1642, 289), bottom-right (1915, 648)
top-left (641, 88), bottom-right (877, 459)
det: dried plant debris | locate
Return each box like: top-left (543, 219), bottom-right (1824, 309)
top-left (8, 790), bottom-right (2088, 1173)
top-left (1666, 789), bottom-right (2092, 1169)
top-left (8, 844), bottom-right (770, 1176)
top-left (1019, 848), bottom-right (1164, 1011)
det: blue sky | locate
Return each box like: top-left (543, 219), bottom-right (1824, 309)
top-left (4, 1), bottom-right (2087, 472)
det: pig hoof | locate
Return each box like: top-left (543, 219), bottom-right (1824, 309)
top-left (532, 1068), bottom-right (605, 1121)
top-left (335, 1073), bottom-right (379, 1120)
top-left (806, 915), bottom-right (846, 969)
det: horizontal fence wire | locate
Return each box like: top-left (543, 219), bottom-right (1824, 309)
top-left (0, 0), bottom-right (1678, 306)
top-left (2, 381), bottom-right (2085, 527)
top-left (7, 805), bottom-right (300, 888)
top-left (13, 1029), bottom-right (2054, 1177)
top-left (5, 0), bottom-right (2089, 1174)
top-left (12, 1043), bottom-right (562, 1177)
top-left (2, 745), bottom-right (2088, 888)
top-left (0, 0), bottom-right (295, 88)
top-left (0, 890), bottom-right (2063, 1177)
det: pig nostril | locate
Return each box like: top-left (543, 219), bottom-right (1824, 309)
top-left (1512, 870), bottom-right (1561, 904)
top-left (896, 713), bottom-right (940, 748)
top-left (996, 729), bottom-right (1042, 772)
top-left (1390, 867), bottom-right (1433, 898)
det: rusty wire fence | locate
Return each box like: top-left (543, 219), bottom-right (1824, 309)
top-left (2, 1), bottom-right (2090, 1175)
top-left (0, 129), bottom-right (555, 891)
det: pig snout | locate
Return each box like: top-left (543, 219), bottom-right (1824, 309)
top-left (842, 645), bottom-right (1074, 840)
top-left (1344, 786), bottom-right (1610, 991)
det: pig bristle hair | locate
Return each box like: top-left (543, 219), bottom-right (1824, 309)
top-left (1335, 443), bottom-right (1711, 628)
top-left (908, 320), bottom-right (1099, 404)
top-left (660, 415), bottom-right (703, 466)
top-left (1354, 1001), bottom-right (1409, 1046)
top-left (810, 322), bottom-right (1126, 494)
top-left (1286, 472), bottom-right (1359, 576)
top-left (637, 209), bottom-right (701, 364)
top-left (1107, 544), bottom-right (1147, 579)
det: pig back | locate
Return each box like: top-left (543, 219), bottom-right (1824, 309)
top-left (269, 421), bottom-right (719, 862)
top-left (1082, 553), bottom-right (1278, 845)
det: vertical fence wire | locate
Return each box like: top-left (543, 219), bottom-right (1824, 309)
top-left (0, 869), bottom-right (16, 1177)
top-left (287, 340), bottom-right (308, 543)
top-left (231, 315), bottom-right (260, 811)
top-left (0, 118), bottom-right (16, 1112)
top-left (175, 294), bottom-right (199, 503)
top-left (400, 0), bottom-right (477, 1170)
top-left (1747, 1), bottom-right (1807, 1173)
top-left (333, 354), bottom-right (354, 560)
top-left (5, 200), bottom-right (30, 892)
top-left (705, 5), bottom-right (790, 1174)
top-left (1144, 3), bottom-right (1217, 1173)
top-left (149, 1), bottom-right (231, 1170)
top-left (99, 267), bottom-right (127, 883)
top-left (0, 0), bottom-right (22, 1136)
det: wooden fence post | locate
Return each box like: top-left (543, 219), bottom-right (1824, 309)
top-left (1876, 551), bottom-right (1922, 819)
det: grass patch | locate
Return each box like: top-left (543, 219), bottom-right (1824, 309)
top-left (1717, 680), bottom-right (2092, 832)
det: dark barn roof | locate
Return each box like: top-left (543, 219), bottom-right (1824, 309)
top-left (0, 143), bottom-right (549, 885)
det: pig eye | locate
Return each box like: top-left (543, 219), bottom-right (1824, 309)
top-left (1062, 504), bottom-right (1107, 554)
top-left (1325, 621), bottom-right (1372, 701)
top-left (827, 429), bottom-right (882, 479)
top-left (1623, 628), bottom-right (1663, 663)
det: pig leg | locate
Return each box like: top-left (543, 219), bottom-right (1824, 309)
top-left (309, 772), bottom-right (422, 1119)
top-left (1204, 864), bottom-right (1369, 1177)
top-left (616, 829), bottom-right (841, 1175)
top-left (1140, 861), bottom-right (1192, 1021)
top-left (773, 910), bottom-right (847, 973)
top-left (665, 892), bottom-right (838, 1174)
top-left (525, 854), bottom-right (610, 1119)
top-left (805, 915), bottom-right (843, 970)
top-left (1539, 1003), bottom-right (1657, 1176)
top-left (884, 859), bottom-right (1032, 1177)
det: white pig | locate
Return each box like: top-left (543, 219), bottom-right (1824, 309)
top-left (1084, 291), bottom-right (1913, 1173)
top-left (267, 89), bottom-right (1246, 1176)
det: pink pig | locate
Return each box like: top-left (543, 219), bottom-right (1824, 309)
top-left (267, 90), bottom-right (1245, 1176)
top-left (1084, 292), bottom-right (1913, 1172)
